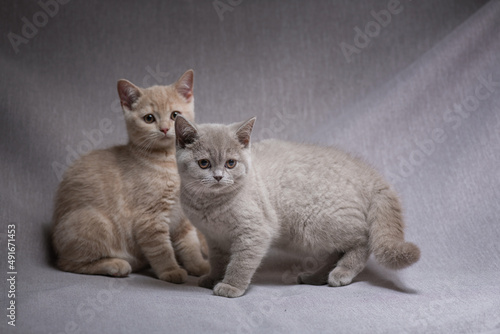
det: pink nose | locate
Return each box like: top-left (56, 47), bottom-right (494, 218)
top-left (161, 128), bottom-right (169, 135)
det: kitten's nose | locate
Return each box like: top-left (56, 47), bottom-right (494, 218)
top-left (213, 176), bottom-right (222, 182)
top-left (161, 128), bottom-right (169, 135)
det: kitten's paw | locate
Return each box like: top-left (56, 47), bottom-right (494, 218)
top-left (198, 274), bottom-right (218, 289)
top-left (105, 258), bottom-right (132, 277)
top-left (297, 272), bottom-right (328, 285)
top-left (213, 282), bottom-right (246, 298)
top-left (186, 260), bottom-right (210, 277)
top-left (328, 267), bottom-right (355, 287)
top-left (158, 268), bottom-right (188, 284)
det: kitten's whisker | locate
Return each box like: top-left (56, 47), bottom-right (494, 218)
top-left (135, 135), bottom-right (157, 158)
top-left (134, 136), bottom-right (153, 157)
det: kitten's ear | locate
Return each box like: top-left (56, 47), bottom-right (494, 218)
top-left (175, 115), bottom-right (198, 148)
top-left (117, 79), bottom-right (142, 110)
top-left (234, 117), bottom-right (256, 148)
top-left (175, 69), bottom-right (194, 102)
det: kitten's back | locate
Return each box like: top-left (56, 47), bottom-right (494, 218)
top-left (252, 139), bottom-right (382, 193)
top-left (54, 146), bottom-right (128, 224)
top-left (251, 139), bottom-right (419, 268)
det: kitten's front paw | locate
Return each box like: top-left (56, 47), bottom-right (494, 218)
top-left (213, 282), bottom-right (246, 298)
top-left (198, 274), bottom-right (218, 289)
top-left (186, 260), bottom-right (210, 277)
top-left (158, 268), bottom-right (188, 284)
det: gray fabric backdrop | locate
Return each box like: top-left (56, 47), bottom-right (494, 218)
top-left (1, 0), bottom-right (499, 333)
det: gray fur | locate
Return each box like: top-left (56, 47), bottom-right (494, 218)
top-left (175, 116), bottom-right (420, 298)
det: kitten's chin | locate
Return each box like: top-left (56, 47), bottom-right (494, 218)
top-left (155, 136), bottom-right (175, 148)
top-left (205, 181), bottom-right (236, 193)
top-left (161, 134), bottom-right (175, 141)
top-left (205, 182), bottom-right (223, 189)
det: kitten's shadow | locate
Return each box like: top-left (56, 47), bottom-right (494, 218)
top-left (44, 223), bottom-right (416, 294)
top-left (352, 262), bottom-right (418, 294)
top-left (124, 270), bottom-right (209, 293)
top-left (43, 221), bottom-right (58, 269)
top-left (254, 253), bottom-right (418, 294)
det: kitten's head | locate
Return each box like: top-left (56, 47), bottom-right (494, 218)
top-left (174, 116), bottom-right (256, 194)
top-left (117, 69), bottom-right (195, 152)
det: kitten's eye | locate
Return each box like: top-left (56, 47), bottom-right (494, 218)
top-left (198, 159), bottom-right (211, 169)
top-left (225, 159), bottom-right (237, 169)
top-left (170, 111), bottom-right (180, 120)
top-left (143, 114), bottom-right (155, 124)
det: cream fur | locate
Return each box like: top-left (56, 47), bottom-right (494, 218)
top-left (52, 70), bottom-right (209, 283)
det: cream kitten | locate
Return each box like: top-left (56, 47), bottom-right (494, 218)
top-left (174, 116), bottom-right (420, 297)
top-left (52, 70), bottom-right (209, 283)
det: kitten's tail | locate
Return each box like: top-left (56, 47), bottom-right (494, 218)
top-left (368, 187), bottom-right (420, 270)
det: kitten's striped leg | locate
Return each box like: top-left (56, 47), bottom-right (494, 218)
top-left (58, 257), bottom-right (131, 277)
top-left (171, 219), bottom-right (209, 277)
top-left (135, 218), bottom-right (187, 284)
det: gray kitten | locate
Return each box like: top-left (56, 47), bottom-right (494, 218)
top-left (174, 116), bottom-right (420, 298)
